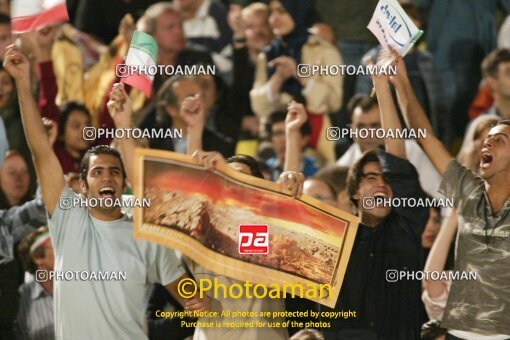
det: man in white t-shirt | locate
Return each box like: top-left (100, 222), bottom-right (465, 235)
top-left (3, 45), bottom-right (208, 339)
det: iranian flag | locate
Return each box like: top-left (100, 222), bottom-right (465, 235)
top-left (121, 31), bottom-right (158, 98)
top-left (11, 0), bottom-right (69, 34)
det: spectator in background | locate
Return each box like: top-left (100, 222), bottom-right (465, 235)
top-left (356, 3), bottom-right (453, 146)
top-left (303, 177), bottom-right (338, 208)
top-left (313, 166), bottom-right (352, 213)
top-left (0, 151), bottom-right (31, 209)
top-left (228, 2), bottom-right (273, 139)
top-left (16, 226), bottom-right (55, 340)
top-left (52, 103), bottom-right (93, 174)
top-left (459, 49), bottom-right (510, 157)
top-left (134, 2), bottom-right (215, 131)
top-left (152, 75), bottom-right (234, 157)
top-left (336, 94), bottom-right (442, 199)
top-left (250, 0), bottom-right (343, 164)
top-left (265, 111), bottom-right (317, 181)
top-left (174, 0), bottom-right (233, 77)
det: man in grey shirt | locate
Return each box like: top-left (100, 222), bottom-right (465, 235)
top-left (4, 45), bottom-right (208, 339)
top-left (393, 54), bottom-right (510, 338)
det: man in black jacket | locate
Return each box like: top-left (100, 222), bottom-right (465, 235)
top-left (322, 62), bottom-right (428, 339)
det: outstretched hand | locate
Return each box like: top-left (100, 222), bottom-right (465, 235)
top-left (285, 101), bottom-right (307, 134)
top-left (3, 45), bottom-right (30, 87)
top-left (107, 83), bottom-right (132, 129)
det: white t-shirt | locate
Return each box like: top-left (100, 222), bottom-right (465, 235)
top-left (49, 186), bottom-right (185, 340)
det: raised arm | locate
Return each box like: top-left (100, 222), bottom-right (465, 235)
top-left (391, 57), bottom-right (452, 175)
top-left (107, 83), bottom-right (138, 184)
top-left (423, 208), bottom-right (457, 297)
top-left (3, 45), bottom-right (65, 215)
top-left (277, 101), bottom-right (306, 198)
top-left (372, 53), bottom-right (406, 159)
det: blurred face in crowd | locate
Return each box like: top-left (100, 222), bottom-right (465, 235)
top-left (167, 78), bottom-right (202, 126)
top-left (0, 153), bottom-right (30, 205)
top-left (303, 178), bottom-right (337, 208)
top-left (154, 10), bottom-right (186, 54)
top-left (351, 105), bottom-right (383, 152)
top-left (422, 208), bottom-right (441, 249)
top-left (196, 75), bottom-right (217, 113)
top-left (0, 68), bottom-right (14, 108)
top-left (487, 61), bottom-right (510, 99)
top-left (244, 11), bottom-right (272, 51)
top-left (64, 110), bottom-right (92, 154)
top-left (353, 161), bottom-right (393, 222)
top-left (0, 23), bottom-right (11, 58)
top-left (479, 124), bottom-right (510, 182)
top-left (268, 1), bottom-right (295, 37)
top-left (33, 239), bottom-right (55, 272)
top-left (80, 154), bottom-right (125, 216)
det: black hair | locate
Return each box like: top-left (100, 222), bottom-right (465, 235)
top-left (79, 145), bottom-right (127, 184)
top-left (347, 94), bottom-right (378, 119)
top-left (346, 150), bottom-right (380, 206)
top-left (227, 155), bottom-right (264, 179)
top-left (264, 110), bottom-right (312, 137)
top-left (59, 101), bottom-right (91, 137)
top-left (481, 49), bottom-right (510, 78)
top-left (0, 13), bottom-right (10, 25)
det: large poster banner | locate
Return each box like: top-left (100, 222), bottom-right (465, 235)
top-left (133, 149), bottom-right (359, 308)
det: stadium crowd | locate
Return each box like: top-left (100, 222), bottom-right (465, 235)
top-left (1, 0), bottom-right (510, 339)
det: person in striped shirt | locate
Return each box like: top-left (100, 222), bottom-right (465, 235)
top-left (16, 226), bottom-right (54, 340)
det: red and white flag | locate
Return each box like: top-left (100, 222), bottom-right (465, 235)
top-left (11, 0), bottom-right (69, 34)
top-left (118, 30), bottom-right (159, 98)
